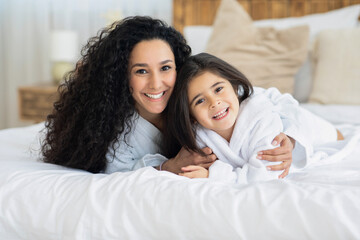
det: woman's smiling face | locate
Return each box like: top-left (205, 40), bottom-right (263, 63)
top-left (188, 71), bottom-right (240, 141)
top-left (128, 39), bottom-right (176, 123)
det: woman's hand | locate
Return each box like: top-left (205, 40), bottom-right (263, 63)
top-left (179, 165), bottom-right (209, 178)
top-left (161, 147), bottom-right (216, 174)
top-left (257, 133), bottom-right (295, 179)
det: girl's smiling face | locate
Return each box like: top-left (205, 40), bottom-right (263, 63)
top-left (129, 39), bottom-right (176, 125)
top-left (188, 71), bottom-right (240, 141)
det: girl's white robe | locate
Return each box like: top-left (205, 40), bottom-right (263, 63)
top-left (196, 88), bottom-right (341, 184)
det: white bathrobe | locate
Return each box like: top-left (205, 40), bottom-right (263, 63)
top-left (196, 87), bottom-right (340, 184)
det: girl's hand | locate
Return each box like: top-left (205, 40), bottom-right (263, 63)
top-left (179, 165), bottom-right (209, 178)
top-left (257, 133), bottom-right (295, 179)
top-left (162, 147), bottom-right (216, 174)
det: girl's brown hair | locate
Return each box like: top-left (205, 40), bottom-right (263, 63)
top-left (163, 53), bottom-right (253, 157)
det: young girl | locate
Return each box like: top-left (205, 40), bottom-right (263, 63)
top-left (165, 53), bottom-right (344, 184)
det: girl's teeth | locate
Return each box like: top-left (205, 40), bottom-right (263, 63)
top-left (145, 92), bottom-right (164, 99)
top-left (213, 108), bottom-right (228, 119)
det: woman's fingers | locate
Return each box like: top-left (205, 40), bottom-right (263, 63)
top-left (258, 152), bottom-right (291, 162)
top-left (258, 147), bottom-right (290, 156)
top-left (267, 161), bottom-right (290, 171)
top-left (201, 147), bottom-right (213, 155)
top-left (206, 153), bottom-right (217, 162)
top-left (278, 168), bottom-right (290, 179)
top-left (258, 133), bottom-right (293, 162)
top-left (266, 161), bottom-right (291, 178)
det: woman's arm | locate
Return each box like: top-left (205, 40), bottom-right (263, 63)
top-left (252, 87), bottom-right (299, 178)
top-left (257, 133), bottom-right (295, 178)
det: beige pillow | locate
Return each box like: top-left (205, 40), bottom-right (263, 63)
top-left (309, 28), bottom-right (360, 104)
top-left (205, 0), bottom-right (309, 94)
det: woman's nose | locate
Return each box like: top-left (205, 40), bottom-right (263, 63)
top-left (149, 72), bottom-right (162, 90)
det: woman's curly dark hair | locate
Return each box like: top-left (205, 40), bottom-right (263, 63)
top-left (41, 16), bottom-right (191, 173)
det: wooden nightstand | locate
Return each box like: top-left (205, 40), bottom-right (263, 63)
top-left (18, 84), bottom-right (59, 122)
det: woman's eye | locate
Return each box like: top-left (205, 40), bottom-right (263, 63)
top-left (135, 69), bottom-right (147, 74)
top-left (195, 98), bottom-right (204, 105)
top-left (161, 65), bottom-right (171, 71)
top-left (215, 87), bottom-right (223, 93)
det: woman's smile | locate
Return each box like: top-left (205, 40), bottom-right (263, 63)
top-left (144, 91), bottom-right (166, 101)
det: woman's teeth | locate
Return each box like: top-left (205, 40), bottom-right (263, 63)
top-left (145, 92), bottom-right (164, 99)
top-left (213, 108), bottom-right (228, 119)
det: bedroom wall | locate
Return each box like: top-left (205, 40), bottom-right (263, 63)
top-left (0, 0), bottom-right (173, 130)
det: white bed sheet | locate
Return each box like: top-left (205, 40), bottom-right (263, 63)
top-left (1, 105), bottom-right (360, 239)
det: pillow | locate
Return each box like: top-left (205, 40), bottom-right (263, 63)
top-left (205, 0), bottom-right (309, 94)
top-left (254, 4), bottom-right (360, 102)
top-left (184, 4), bottom-right (360, 101)
top-left (254, 4), bottom-right (360, 43)
top-left (308, 29), bottom-right (360, 105)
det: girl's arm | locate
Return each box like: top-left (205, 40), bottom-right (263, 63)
top-left (160, 147), bottom-right (216, 174)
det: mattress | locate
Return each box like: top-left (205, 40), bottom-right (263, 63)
top-left (0, 104), bottom-right (360, 239)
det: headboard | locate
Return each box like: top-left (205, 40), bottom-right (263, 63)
top-left (173, 0), bottom-right (360, 33)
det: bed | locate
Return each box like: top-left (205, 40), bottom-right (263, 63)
top-left (1, 0), bottom-right (360, 239)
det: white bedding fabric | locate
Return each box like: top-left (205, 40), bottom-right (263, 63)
top-left (1, 105), bottom-right (360, 239)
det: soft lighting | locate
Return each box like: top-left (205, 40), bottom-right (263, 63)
top-left (50, 30), bottom-right (78, 83)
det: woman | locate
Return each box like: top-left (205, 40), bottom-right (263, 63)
top-left (41, 16), bottom-right (293, 176)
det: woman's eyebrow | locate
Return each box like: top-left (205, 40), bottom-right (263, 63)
top-left (130, 59), bottom-right (173, 70)
top-left (130, 63), bottom-right (148, 70)
top-left (160, 59), bottom-right (173, 64)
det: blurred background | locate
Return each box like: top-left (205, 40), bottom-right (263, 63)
top-left (0, 0), bottom-right (172, 130)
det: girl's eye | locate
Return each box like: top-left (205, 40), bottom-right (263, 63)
top-left (135, 69), bottom-right (147, 74)
top-left (195, 98), bottom-right (205, 105)
top-left (215, 87), bottom-right (223, 93)
top-left (161, 65), bottom-right (171, 71)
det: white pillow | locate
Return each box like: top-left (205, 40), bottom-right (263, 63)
top-left (183, 4), bottom-right (360, 102)
top-left (254, 5), bottom-right (360, 42)
top-left (184, 26), bottom-right (213, 55)
top-left (185, 4), bottom-right (360, 53)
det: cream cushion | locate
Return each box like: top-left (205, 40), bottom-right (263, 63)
top-left (309, 29), bottom-right (360, 104)
top-left (205, 0), bottom-right (309, 94)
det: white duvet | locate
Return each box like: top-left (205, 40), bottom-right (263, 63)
top-left (1, 109), bottom-right (360, 239)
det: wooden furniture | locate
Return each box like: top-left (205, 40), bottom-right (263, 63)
top-left (173, 0), bottom-right (360, 33)
top-left (18, 84), bottom-right (59, 122)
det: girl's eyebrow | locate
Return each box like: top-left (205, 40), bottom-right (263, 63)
top-left (189, 81), bottom-right (225, 106)
top-left (130, 59), bottom-right (173, 70)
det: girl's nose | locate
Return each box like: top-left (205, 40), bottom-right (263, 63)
top-left (210, 99), bottom-right (221, 108)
